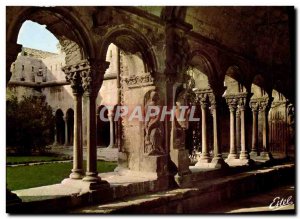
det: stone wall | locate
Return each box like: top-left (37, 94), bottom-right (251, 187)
top-left (8, 44), bottom-right (121, 147)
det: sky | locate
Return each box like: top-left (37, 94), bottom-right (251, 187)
top-left (17, 20), bottom-right (59, 53)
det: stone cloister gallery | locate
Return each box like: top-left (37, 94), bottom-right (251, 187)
top-left (6, 6), bottom-right (295, 214)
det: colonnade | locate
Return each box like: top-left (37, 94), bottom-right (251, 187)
top-left (63, 59), bottom-right (109, 184)
top-left (195, 89), bottom-right (273, 167)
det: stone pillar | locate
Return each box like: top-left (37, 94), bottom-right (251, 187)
top-left (249, 101), bottom-right (259, 156)
top-left (116, 46), bottom-right (122, 149)
top-left (225, 97), bottom-right (238, 160)
top-left (53, 126), bottom-right (58, 145)
top-left (80, 59), bottom-right (110, 186)
top-left (237, 95), bottom-right (251, 163)
top-left (6, 42), bottom-right (23, 207)
top-left (63, 63), bottom-right (84, 179)
top-left (259, 100), bottom-right (272, 160)
top-left (209, 94), bottom-right (227, 168)
top-left (169, 82), bottom-right (191, 187)
top-left (108, 109), bottom-right (116, 148)
top-left (198, 94), bottom-right (210, 163)
top-left (64, 116), bottom-right (69, 146)
top-left (236, 109), bottom-right (241, 152)
top-left (6, 42), bottom-right (22, 85)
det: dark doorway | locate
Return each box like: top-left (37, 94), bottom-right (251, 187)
top-left (55, 109), bottom-right (65, 145)
top-left (96, 105), bottom-right (110, 147)
top-left (66, 108), bottom-right (74, 145)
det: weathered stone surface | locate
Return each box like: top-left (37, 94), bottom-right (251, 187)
top-left (6, 6), bottom-right (295, 214)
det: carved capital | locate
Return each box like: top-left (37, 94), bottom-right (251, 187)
top-left (251, 96), bottom-right (271, 113)
top-left (195, 93), bottom-right (208, 108)
top-left (225, 96), bottom-right (238, 112)
top-left (62, 62), bottom-right (87, 95)
top-left (249, 100), bottom-right (259, 112)
top-left (236, 93), bottom-right (248, 110)
top-left (258, 100), bottom-right (269, 112)
top-left (80, 59), bottom-right (110, 97)
top-left (66, 72), bottom-right (83, 95)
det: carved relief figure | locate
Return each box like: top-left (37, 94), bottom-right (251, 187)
top-left (174, 91), bottom-right (192, 147)
top-left (145, 91), bottom-right (165, 155)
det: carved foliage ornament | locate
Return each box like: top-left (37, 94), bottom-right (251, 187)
top-left (65, 71), bottom-right (83, 94)
top-left (63, 59), bottom-right (109, 96)
top-left (123, 73), bottom-right (154, 88)
top-left (225, 96), bottom-right (238, 111)
top-left (249, 96), bottom-right (271, 113)
top-left (82, 60), bottom-right (109, 96)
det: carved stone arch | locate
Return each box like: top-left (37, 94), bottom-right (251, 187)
top-left (99, 25), bottom-right (158, 76)
top-left (189, 50), bottom-right (221, 93)
top-left (272, 80), bottom-right (288, 102)
top-left (251, 74), bottom-right (272, 99)
top-left (6, 6), bottom-right (95, 59)
top-left (224, 65), bottom-right (247, 95)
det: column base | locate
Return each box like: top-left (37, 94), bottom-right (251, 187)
top-left (69, 169), bottom-right (84, 179)
top-left (82, 172), bottom-right (100, 182)
top-left (211, 157), bottom-right (229, 169)
top-left (170, 148), bottom-right (191, 176)
top-left (249, 150), bottom-right (259, 157)
top-left (260, 151), bottom-right (273, 160)
top-left (141, 154), bottom-right (169, 178)
top-left (238, 158), bottom-right (255, 166)
top-left (226, 157), bottom-right (251, 167)
top-left (239, 152), bottom-right (250, 160)
top-left (195, 156), bottom-right (211, 167)
top-left (62, 177), bottom-right (110, 192)
top-left (107, 144), bottom-right (117, 148)
top-left (196, 153), bottom-right (211, 164)
top-left (174, 172), bottom-right (193, 188)
top-left (226, 153), bottom-right (238, 159)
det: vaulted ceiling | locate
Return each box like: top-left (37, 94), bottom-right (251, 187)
top-left (136, 6), bottom-right (294, 100)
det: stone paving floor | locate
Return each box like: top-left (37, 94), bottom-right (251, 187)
top-left (198, 184), bottom-right (295, 213)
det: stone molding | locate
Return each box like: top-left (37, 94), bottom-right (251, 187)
top-left (123, 72), bottom-right (154, 88)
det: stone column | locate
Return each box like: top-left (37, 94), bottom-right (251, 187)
top-left (249, 101), bottom-right (259, 156)
top-left (81, 59), bottom-right (110, 185)
top-left (53, 126), bottom-right (58, 145)
top-left (63, 64), bottom-right (84, 179)
top-left (108, 109), bottom-right (116, 148)
top-left (209, 94), bottom-right (227, 167)
top-left (115, 47), bottom-right (122, 149)
top-left (236, 109), bottom-right (241, 152)
top-left (64, 116), bottom-right (69, 146)
top-left (198, 94), bottom-right (210, 163)
top-left (6, 42), bottom-right (22, 85)
top-left (259, 100), bottom-right (272, 160)
top-left (226, 97), bottom-right (238, 160)
top-left (170, 82), bottom-right (191, 186)
top-left (238, 95), bottom-right (250, 160)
